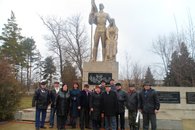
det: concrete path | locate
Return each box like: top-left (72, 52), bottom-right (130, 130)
top-left (0, 120), bottom-right (195, 130)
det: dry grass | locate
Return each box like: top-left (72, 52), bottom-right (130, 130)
top-left (19, 95), bottom-right (33, 110)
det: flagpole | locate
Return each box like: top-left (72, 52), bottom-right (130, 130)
top-left (90, 24), bottom-right (93, 61)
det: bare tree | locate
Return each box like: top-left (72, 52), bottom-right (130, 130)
top-left (62, 15), bottom-right (90, 77)
top-left (186, 9), bottom-right (195, 59)
top-left (131, 62), bottom-right (145, 87)
top-left (40, 16), bottom-right (64, 80)
top-left (152, 33), bottom-right (178, 75)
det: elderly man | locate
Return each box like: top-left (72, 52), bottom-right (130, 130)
top-left (32, 80), bottom-right (50, 130)
top-left (139, 82), bottom-right (160, 130)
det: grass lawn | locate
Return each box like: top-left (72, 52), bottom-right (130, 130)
top-left (19, 95), bottom-right (33, 110)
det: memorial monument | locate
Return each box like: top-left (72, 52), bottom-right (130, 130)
top-left (83, 0), bottom-right (119, 87)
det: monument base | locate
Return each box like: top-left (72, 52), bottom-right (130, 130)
top-left (82, 61), bottom-right (119, 89)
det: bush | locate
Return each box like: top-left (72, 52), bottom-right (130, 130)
top-left (0, 59), bottom-right (21, 121)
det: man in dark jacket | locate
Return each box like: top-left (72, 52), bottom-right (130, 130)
top-left (49, 81), bottom-right (60, 128)
top-left (32, 80), bottom-right (50, 130)
top-left (115, 83), bottom-right (126, 130)
top-left (80, 84), bottom-right (91, 130)
top-left (126, 84), bottom-right (139, 130)
top-left (139, 82), bottom-right (160, 130)
top-left (101, 85), bottom-right (118, 130)
top-left (90, 85), bottom-right (102, 130)
top-left (110, 79), bottom-right (116, 91)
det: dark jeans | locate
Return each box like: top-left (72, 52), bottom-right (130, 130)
top-left (116, 112), bottom-right (125, 130)
top-left (128, 111), bottom-right (139, 130)
top-left (143, 113), bottom-right (156, 130)
top-left (35, 108), bottom-right (47, 128)
top-left (92, 119), bottom-right (101, 130)
top-left (80, 108), bottom-right (90, 129)
top-left (49, 107), bottom-right (56, 126)
top-left (70, 116), bottom-right (78, 128)
top-left (57, 115), bottom-right (67, 129)
top-left (105, 116), bottom-right (117, 130)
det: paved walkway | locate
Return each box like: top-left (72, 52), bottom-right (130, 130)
top-left (0, 120), bottom-right (195, 130)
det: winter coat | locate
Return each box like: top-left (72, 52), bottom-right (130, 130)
top-left (110, 84), bottom-right (116, 92)
top-left (32, 88), bottom-right (50, 109)
top-left (116, 89), bottom-right (127, 113)
top-left (101, 90), bottom-right (118, 116)
top-left (125, 90), bottom-right (139, 112)
top-left (50, 88), bottom-right (59, 108)
top-left (70, 88), bottom-right (81, 117)
top-left (139, 88), bottom-right (160, 114)
top-left (80, 90), bottom-right (91, 110)
top-left (55, 88), bottom-right (70, 116)
top-left (90, 91), bottom-right (102, 120)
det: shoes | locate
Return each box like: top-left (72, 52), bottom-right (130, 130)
top-left (49, 125), bottom-right (53, 128)
top-left (40, 126), bottom-right (47, 129)
top-left (36, 128), bottom-right (40, 130)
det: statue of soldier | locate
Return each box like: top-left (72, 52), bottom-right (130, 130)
top-left (89, 0), bottom-right (111, 61)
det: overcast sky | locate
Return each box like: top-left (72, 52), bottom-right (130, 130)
top-left (0, 0), bottom-right (195, 79)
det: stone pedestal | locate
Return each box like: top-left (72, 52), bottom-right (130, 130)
top-left (83, 61), bottom-right (119, 89)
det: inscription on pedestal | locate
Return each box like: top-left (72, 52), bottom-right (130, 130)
top-left (186, 92), bottom-right (195, 104)
top-left (158, 91), bottom-right (180, 103)
top-left (88, 73), bottom-right (112, 85)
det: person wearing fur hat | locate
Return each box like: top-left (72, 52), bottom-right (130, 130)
top-left (101, 85), bottom-right (118, 130)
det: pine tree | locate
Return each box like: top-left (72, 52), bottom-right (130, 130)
top-left (42, 56), bottom-right (56, 88)
top-left (21, 37), bottom-right (39, 90)
top-left (0, 11), bottom-right (24, 79)
top-left (144, 67), bottom-right (155, 85)
top-left (164, 42), bottom-right (195, 86)
top-left (0, 11), bottom-right (24, 65)
top-left (62, 60), bottom-right (78, 88)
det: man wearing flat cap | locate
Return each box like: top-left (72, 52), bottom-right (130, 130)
top-left (126, 84), bottom-right (139, 130)
top-left (115, 83), bottom-right (126, 130)
top-left (139, 81), bottom-right (160, 130)
top-left (32, 80), bottom-right (50, 130)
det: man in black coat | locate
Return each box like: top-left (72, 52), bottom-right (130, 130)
top-left (139, 82), bottom-right (160, 130)
top-left (32, 80), bottom-right (50, 130)
top-left (90, 85), bottom-right (102, 130)
top-left (115, 83), bottom-right (126, 130)
top-left (101, 85), bottom-right (118, 130)
top-left (79, 84), bottom-right (91, 130)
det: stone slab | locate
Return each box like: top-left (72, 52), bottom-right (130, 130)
top-left (83, 61), bottom-right (119, 88)
top-left (15, 108), bottom-right (50, 122)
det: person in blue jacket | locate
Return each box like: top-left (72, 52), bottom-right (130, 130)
top-left (70, 82), bottom-right (81, 128)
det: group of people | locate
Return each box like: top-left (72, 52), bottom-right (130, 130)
top-left (32, 79), bottom-right (160, 130)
